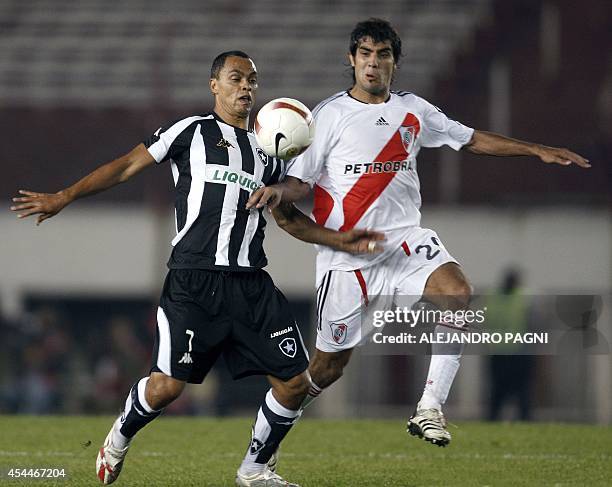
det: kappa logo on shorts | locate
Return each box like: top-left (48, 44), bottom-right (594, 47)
top-left (178, 352), bottom-right (193, 364)
top-left (279, 337), bottom-right (297, 358)
top-left (330, 323), bottom-right (348, 344)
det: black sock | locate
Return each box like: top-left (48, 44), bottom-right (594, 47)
top-left (239, 389), bottom-right (301, 474)
top-left (113, 377), bottom-right (162, 446)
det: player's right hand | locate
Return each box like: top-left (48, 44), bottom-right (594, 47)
top-left (247, 185), bottom-right (283, 212)
top-left (10, 189), bottom-right (69, 225)
top-left (337, 228), bottom-right (386, 255)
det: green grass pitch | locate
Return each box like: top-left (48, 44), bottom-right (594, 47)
top-left (0, 416), bottom-right (610, 486)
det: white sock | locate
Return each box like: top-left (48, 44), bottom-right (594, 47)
top-left (111, 417), bottom-right (131, 450)
top-left (418, 323), bottom-right (464, 411)
top-left (418, 354), bottom-right (461, 411)
top-left (300, 381), bottom-right (323, 410)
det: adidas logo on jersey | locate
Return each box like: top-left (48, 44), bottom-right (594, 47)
top-left (178, 352), bottom-right (193, 364)
top-left (375, 117), bottom-right (389, 126)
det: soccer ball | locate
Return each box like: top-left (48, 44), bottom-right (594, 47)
top-left (254, 98), bottom-right (315, 160)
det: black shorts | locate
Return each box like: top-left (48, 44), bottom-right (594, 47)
top-left (151, 269), bottom-right (309, 383)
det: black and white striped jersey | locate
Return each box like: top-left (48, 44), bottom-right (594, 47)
top-left (144, 112), bottom-right (285, 271)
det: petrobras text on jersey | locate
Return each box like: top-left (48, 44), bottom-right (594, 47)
top-left (205, 165), bottom-right (263, 192)
top-left (344, 160), bottom-right (411, 175)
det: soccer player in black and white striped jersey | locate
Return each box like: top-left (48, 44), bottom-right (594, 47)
top-left (11, 51), bottom-right (384, 487)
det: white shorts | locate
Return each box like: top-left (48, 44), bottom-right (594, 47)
top-left (315, 227), bottom-right (458, 352)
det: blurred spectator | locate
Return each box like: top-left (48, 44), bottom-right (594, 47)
top-left (0, 312), bottom-right (19, 413)
top-left (8, 307), bottom-right (73, 413)
top-left (487, 269), bottom-right (535, 421)
top-left (0, 299), bottom-right (159, 414)
top-left (93, 315), bottom-right (151, 412)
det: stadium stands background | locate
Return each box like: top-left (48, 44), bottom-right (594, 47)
top-left (1, 0), bottom-right (611, 423)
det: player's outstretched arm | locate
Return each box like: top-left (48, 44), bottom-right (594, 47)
top-left (272, 202), bottom-right (385, 255)
top-left (464, 130), bottom-right (591, 168)
top-left (246, 176), bottom-right (310, 211)
top-left (11, 144), bottom-right (155, 225)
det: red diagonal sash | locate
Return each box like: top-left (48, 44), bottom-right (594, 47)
top-left (339, 113), bottom-right (420, 232)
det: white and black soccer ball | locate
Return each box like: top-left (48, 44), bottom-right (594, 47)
top-left (254, 98), bottom-right (315, 160)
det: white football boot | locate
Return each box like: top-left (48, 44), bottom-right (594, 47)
top-left (96, 426), bottom-right (131, 484)
top-left (407, 408), bottom-right (452, 447)
top-left (236, 467), bottom-right (299, 487)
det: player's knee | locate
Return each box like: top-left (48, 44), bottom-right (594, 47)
top-left (146, 373), bottom-right (185, 409)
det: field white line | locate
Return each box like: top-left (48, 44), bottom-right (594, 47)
top-left (1, 451), bottom-right (608, 461)
top-left (0, 451), bottom-right (76, 457)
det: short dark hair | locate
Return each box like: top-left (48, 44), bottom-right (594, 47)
top-left (210, 50), bottom-right (251, 79)
top-left (349, 18), bottom-right (402, 62)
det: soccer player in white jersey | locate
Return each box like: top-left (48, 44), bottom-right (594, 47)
top-left (249, 18), bottom-right (590, 448)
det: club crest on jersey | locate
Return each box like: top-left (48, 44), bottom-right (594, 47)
top-left (330, 323), bottom-right (348, 344)
top-left (279, 337), bottom-right (297, 358)
top-left (256, 148), bottom-right (269, 166)
top-left (399, 125), bottom-right (417, 153)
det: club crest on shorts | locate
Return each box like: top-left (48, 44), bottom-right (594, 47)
top-left (399, 125), bottom-right (417, 153)
top-left (330, 323), bottom-right (348, 344)
top-left (279, 337), bottom-right (297, 358)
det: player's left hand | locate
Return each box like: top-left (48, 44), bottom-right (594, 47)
top-left (537, 146), bottom-right (591, 168)
top-left (247, 185), bottom-right (283, 212)
top-left (337, 228), bottom-right (386, 255)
